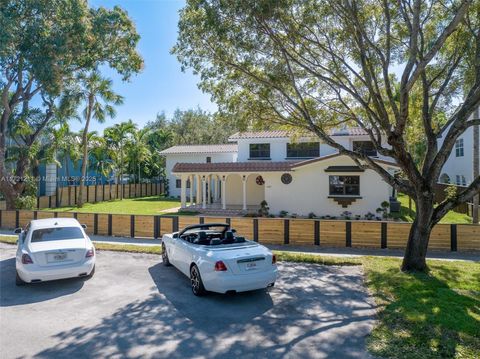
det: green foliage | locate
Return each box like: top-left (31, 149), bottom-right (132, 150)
top-left (14, 195), bottom-right (36, 210)
top-left (258, 200), bottom-right (269, 217)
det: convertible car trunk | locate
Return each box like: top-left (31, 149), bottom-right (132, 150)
top-left (209, 244), bottom-right (271, 275)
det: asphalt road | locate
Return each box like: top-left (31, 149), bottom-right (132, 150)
top-left (0, 243), bottom-right (375, 358)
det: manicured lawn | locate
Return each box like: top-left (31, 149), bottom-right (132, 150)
top-left (364, 257), bottom-right (480, 358)
top-left (0, 235), bottom-right (477, 357)
top-left (395, 193), bottom-right (473, 224)
top-left (46, 195), bottom-right (181, 215)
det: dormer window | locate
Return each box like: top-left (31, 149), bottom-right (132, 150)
top-left (286, 142), bottom-right (319, 158)
top-left (353, 141), bottom-right (377, 157)
top-left (249, 143), bottom-right (270, 159)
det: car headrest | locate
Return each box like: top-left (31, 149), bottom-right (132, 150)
top-left (198, 231), bottom-right (207, 240)
top-left (225, 231), bottom-right (234, 240)
top-left (210, 238), bottom-right (222, 245)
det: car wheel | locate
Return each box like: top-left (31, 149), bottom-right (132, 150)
top-left (15, 271), bottom-right (26, 286)
top-left (162, 243), bottom-right (171, 266)
top-left (190, 264), bottom-right (206, 296)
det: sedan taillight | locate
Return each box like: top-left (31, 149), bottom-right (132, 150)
top-left (22, 254), bottom-right (33, 264)
top-left (214, 261), bottom-right (227, 271)
top-left (85, 248), bottom-right (95, 258)
top-left (272, 254), bottom-right (277, 264)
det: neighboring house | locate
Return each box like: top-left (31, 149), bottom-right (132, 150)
top-left (159, 128), bottom-right (399, 216)
top-left (437, 108), bottom-right (480, 186)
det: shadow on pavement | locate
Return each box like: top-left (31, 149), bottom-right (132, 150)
top-left (0, 257), bottom-right (85, 307)
top-left (33, 262), bottom-right (376, 358)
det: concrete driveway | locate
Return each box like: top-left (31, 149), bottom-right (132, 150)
top-left (0, 243), bottom-right (376, 358)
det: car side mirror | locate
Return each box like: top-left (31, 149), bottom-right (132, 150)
top-left (173, 233), bottom-right (179, 239)
top-left (13, 228), bottom-right (22, 234)
top-left (81, 224), bottom-right (87, 229)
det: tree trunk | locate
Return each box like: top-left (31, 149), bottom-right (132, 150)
top-left (401, 195), bottom-right (435, 271)
top-left (0, 133), bottom-right (21, 210)
top-left (77, 97), bottom-right (93, 207)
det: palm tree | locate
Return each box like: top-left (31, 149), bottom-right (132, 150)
top-left (104, 120), bottom-right (136, 200)
top-left (62, 70), bottom-right (123, 207)
top-left (127, 127), bottom-right (151, 184)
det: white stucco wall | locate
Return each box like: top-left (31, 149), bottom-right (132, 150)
top-left (235, 135), bottom-right (393, 162)
top-left (437, 110), bottom-right (479, 185)
top-left (262, 156), bottom-right (395, 216)
top-left (166, 152), bottom-right (237, 197)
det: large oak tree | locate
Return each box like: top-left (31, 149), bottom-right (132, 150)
top-left (0, 0), bottom-right (143, 209)
top-left (174, 0), bottom-right (480, 271)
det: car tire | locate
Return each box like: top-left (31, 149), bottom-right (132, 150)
top-left (162, 243), bottom-right (171, 266)
top-left (15, 271), bottom-right (26, 286)
top-left (190, 264), bottom-right (206, 296)
top-left (87, 265), bottom-right (95, 279)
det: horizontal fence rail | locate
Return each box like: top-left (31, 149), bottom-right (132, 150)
top-left (1, 211), bottom-right (478, 252)
top-left (0, 182), bottom-right (164, 210)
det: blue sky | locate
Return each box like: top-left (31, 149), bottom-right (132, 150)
top-left (78, 0), bottom-right (216, 133)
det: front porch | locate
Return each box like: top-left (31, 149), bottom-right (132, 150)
top-left (173, 161), bottom-right (292, 215)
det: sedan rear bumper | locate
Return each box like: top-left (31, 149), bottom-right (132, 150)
top-left (203, 267), bottom-right (278, 294)
top-left (16, 258), bottom-right (95, 283)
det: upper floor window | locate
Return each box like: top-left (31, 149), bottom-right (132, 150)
top-left (329, 176), bottom-right (360, 196)
top-left (455, 138), bottom-right (464, 157)
top-left (206, 156), bottom-right (211, 163)
top-left (249, 143), bottom-right (270, 159)
top-left (353, 141), bottom-right (377, 157)
top-left (286, 142), bottom-right (319, 158)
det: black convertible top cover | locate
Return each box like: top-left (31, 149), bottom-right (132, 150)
top-left (178, 223), bottom-right (230, 236)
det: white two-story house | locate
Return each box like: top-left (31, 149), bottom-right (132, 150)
top-left (159, 128), bottom-right (399, 216)
top-left (437, 108), bottom-right (480, 187)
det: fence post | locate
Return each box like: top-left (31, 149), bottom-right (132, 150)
top-left (172, 216), bottom-right (179, 232)
top-left (450, 224), bottom-right (457, 251)
top-left (130, 215), bottom-right (135, 238)
top-left (0, 210), bottom-right (2, 227)
top-left (108, 214), bottom-right (112, 236)
top-left (33, 211), bottom-right (37, 220)
top-left (381, 222), bottom-right (388, 249)
top-left (284, 219), bottom-right (290, 244)
top-left (253, 218), bottom-right (259, 242)
top-left (314, 220), bottom-right (320, 245)
top-left (94, 214), bottom-right (98, 235)
top-left (95, 184), bottom-right (98, 202)
top-left (15, 210), bottom-right (19, 228)
top-left (154, 216), bottom-right (160, 238)
top-left (345, 221), bottom-right (352, 247)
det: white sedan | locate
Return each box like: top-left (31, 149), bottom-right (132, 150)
top-left (15, 218), bottom-right (96, 286)
top-left (162, 223), bottom-right (278, 296)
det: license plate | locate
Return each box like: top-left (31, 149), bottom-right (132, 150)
top-left (246, 262), bottom-right (257, 270)
top-left (48, 252), bottom-right (67, 262)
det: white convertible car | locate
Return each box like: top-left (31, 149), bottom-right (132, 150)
top-left (162, 223), bottom-right (278, 296)
top-left (15, 218), bottom-right (96, 286)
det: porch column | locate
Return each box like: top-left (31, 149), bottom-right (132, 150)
top-left (189, 175), bottom-right (194, 205)
top-left (214, 176), bottom-right (220, 201)
top-left (180, 176), bottom-right (187, 209)
top-left (196, 174), bottom-right (201, 205)
top-left (221, 175), bottom-right (226, 210)
top-left (202, 176), bottom-right (207, 209)
top-left (242, 175), bottom-right (247, 210)
top-left (206, 174), bottom-right (211, 205)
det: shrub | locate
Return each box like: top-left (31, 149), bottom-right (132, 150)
top-left (258, 200), bottom-right (270, 217)
top-left (15, 195), bottom-right (37, 210)
top-left (278, 210), bottom-right (289, 218)
top-left (308, 212), bottom-right (317, 219)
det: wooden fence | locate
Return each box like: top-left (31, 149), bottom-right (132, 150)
top-left (0, 183), bottom-right (164, 210)
top-left (434, 183), bottom-right (475, 215)
top-left (1, 211), bottom-right (478, 252)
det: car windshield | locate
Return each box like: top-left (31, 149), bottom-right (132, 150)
top-left (31, 227), bottom-right (85, 243)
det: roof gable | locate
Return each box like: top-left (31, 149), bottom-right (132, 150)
top-left (159, 144), bottom-right (238, 155)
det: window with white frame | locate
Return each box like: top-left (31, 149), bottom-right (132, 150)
top-left (329, 176), bottom-right (360, 196)
top-left (455, 175), bottom-right (466, 186)
top-left (455, 138), bottom-right (464, 157)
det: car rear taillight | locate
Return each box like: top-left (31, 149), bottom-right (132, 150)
top-left (22, 254), bottom-right (33, 264)
top-left (85, 248), bottom-right (95, 258)
top-left (214, 261), bottom-right (227, 271)
top-left (272, 254), bottom-right (277, 264)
